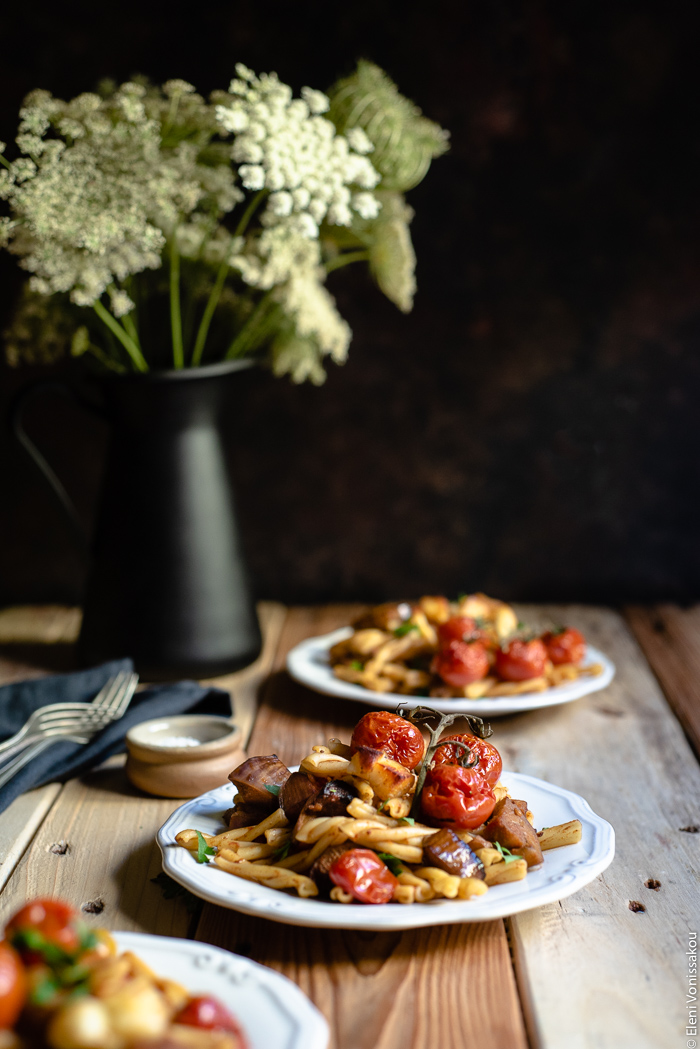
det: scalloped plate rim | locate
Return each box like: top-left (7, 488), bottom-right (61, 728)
top-left (157, 771), bottom-right (615, 930)
top-left (112, 931), bottom-right (328, 1049)
top-left (285, 627), bottom-right (615, 715)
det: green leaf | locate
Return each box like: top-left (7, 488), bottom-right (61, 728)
top-left (376, 851), bottom-right (404, 876)
top-left (272, 840), bottom-right (292, 862)
top-left (12, 928), bottom-right (74, 967)
top-left (394, 622), bottom-right (419, 638)
top-left (30, 974), bottom-right (61, 1006)
top-left (349, 659), bottom-right (364, 671)
top-left (195, 830), bottom-right (215, 864)
top-left (399, 817), bottom-right (415, 826)
top-left (264, 784), bottom-right (281, 797)
top-left (495, 842), bottom-right (519, 864)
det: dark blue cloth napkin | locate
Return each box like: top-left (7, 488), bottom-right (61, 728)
top-left (0, 659), bottom-right (231, 814)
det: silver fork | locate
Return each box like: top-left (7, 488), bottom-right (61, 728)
top-left (0, 672), bottom-right (135, 762)
top-left (0, 671), bottom-right (138, 791)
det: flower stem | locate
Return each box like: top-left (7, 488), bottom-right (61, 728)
top-left (189, 190), bottom-right (266, 368)
top-left (0, 154), bottom-right (11, 171)
top-left (190, 259), bottom-right (228, 368)
top-left (93, 301), bottom-right (148, 372)
top-left (121, 310), bottom-right (141, 350)
top-left (324, 250), bottom-right (370, 274)
top-left (170, 237), bottom-right (184, 369)
top-left (233, 189), bottom-right (266, 238)
top-left (225, 292), bottom-right (274, 360)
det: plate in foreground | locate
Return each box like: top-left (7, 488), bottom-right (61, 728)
top-left (157, 772), bottom-right (614, 931)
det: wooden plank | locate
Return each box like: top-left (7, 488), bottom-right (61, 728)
top-left (0, 601), bottom-right (284, 936)
top-left (0, 784), bottom-right (61, 892)
top-left (0, 605), bottom-right (81, 645)
top-left (195, 605), bottom-right (528, 1049)
top-left (500, 604), bottom-right (700, 1049)
top-left (0, 762), bottom-right (194, 936)
top-left (0, 606), bottom-right (82, 886)
top-left (625, 602), bottom-right (700, 758)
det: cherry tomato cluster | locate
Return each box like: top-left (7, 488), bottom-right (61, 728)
top-left (431, 617), bottom-right (586, 688)
top-left (0, 898), bottom-right (244, 1039)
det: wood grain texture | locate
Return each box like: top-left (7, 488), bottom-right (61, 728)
top-left (502, 604), bottom-right (700, 1049)
top-left (625, 603), bottom-right (700, 758)
top-left (0, 605), bottom-right (81, 885)
top-left (195, 605), bottom-right (528, 1049)
top-left (0, 601), bottom-right (283, 935)
top-left (0, 763), bottom-right (194, 936)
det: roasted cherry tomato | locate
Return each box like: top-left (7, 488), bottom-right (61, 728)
top-left (420, 764), bottom-right (496, 829)
top-left (350, 711), bottom-right (425, 770)
top-left (437, 616), bottom-right (478, 645)
top-left (328, 848), bottom-right (398, 904)
top-left (541, 627), bottom-right (585, 665)
top-left (433, 639), bottom-right (489, 687)
top-left (432, 733), bottom-right (503, 787)
top-left (0, 941), bottom-right (27, 1029)
top-left (176, 996), bottom-right (247, 1040)
top-left (495, 638), bottom-right (547, 681)
top-left (6, 899), bottom-right (81, 962)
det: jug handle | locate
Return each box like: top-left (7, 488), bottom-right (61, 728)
top-left (11, 380), bottom-right (104, 552)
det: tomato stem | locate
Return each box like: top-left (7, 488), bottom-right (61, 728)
top-left (395, 705), bottom-right (492, 818)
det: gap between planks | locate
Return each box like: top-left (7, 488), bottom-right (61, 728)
top-left (194, 604), bottom-right (528, 1049)
top-left (624, 603), bottom-right (700, 759)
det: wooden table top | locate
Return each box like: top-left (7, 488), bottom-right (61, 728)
top-left (0, 600), bottom-right (697, 1049)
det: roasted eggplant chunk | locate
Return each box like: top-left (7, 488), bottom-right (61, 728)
top-left (303, 778), bottom-right (358, 817)
top-left (309, 842), bottom-right (357, 895)
top-left (423, 828), bottom-right (485, 879)
top-left (481, 797), bottom-right (544, 868)
top-left (228, 755), bottom-right (291, 809)
top-left (280, 771), bottom-right (321, 823)
top-left (225, 801), bottom-right (272, 829)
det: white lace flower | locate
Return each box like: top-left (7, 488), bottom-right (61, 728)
top-left (109, 288), bottom-right (135, 317)
top-left (269, 191), bottom-right (293, 217)
top-left (301, 87), bottom-right (330, 114)
top-left (216, 104), bottom-right (249, 133)
top-left (239, 164), bottom-right (265, 190)
top-left (352, 191), bottom-right (381, 219)
top-left (215, 68), bottom-right (381, 235)
top-left (346, 127), bottom-right (374, 154)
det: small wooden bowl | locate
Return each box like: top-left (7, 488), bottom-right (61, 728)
top-left (125, 715), bottom-right (246, 798)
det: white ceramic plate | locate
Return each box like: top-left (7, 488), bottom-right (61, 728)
top-left (157, 771), bottom-right (615, 931)
top-left (113, 931), bottom-right (328, 1049)
top-left (286, 627), bottom-right (616, 716)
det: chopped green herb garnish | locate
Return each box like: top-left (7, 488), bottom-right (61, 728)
top-left (394, 622), bottom-right (419, 637)
top-left (30, 974), bottom-right (61, 1006)
top-left (11, 928), bottom-right (74, 967)
top-left (495, 842), bottom-right (519, 864)
top-left (195, 830), bottom-right (215, 864)
top-left (264, 784), bottom-right (281, 796)
top-left (349, 660), bottom-right (364, 671)
top-left (457, 593), bottom-right (467, 602)
top-left (517, 620), bottom-right (525, 630)
top-left (399, 817), bottom-right (415, 826)
top-left (272, 840), bottom-right (292, 862)
top-left (376, 851), bottom-right (404, 876)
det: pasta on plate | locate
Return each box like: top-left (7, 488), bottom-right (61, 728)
top-left (174, 706), bottom-right (582, 907)
top-left (328, 593), bottom-right (603, 700)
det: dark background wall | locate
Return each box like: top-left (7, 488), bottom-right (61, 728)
top-left (1, 0), bottom-right (699, 606)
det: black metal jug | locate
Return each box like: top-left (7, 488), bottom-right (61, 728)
top-left (13, 361), bottom-right (262, 680)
